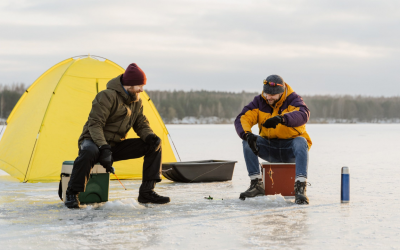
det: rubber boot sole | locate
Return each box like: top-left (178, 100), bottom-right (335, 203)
top-left (295, 195), bottom-right (309, 205)
top-left (239, 193), bottom-right (264, 201)
top-left (65, 202), bottom-right (80, 209)
top-left (138, 196), bottom-right (170, 204)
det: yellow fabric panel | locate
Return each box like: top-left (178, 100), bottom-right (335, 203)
top-left (240, 109), bottom-right (259, 134)
top-left (257, 110), bottom-right (275, 138)
top-left (285, 104), bottom-right (300, 113)
top-left (258, 110), bottom-right (312, 150)
top-left (26, 76), bottom-right (97, 181)
top-left (0, 59), bottom-right (74, 181)
top-left (6, 58), bottom-right (74, 124)
top-left (66, 57), bottom-right (123, 79)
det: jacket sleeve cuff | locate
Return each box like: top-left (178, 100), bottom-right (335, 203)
top-left (281, 115), bottom-right (287, 125)
top-left (142, 133), bottom-right (154, 142)
top-left (99, 144), bottom-right (111, 150)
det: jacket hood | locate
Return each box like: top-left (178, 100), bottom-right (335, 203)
top-left (261, 83), bottom-right (295, 108)
top-left (106, 75), bottom-right (137, 104)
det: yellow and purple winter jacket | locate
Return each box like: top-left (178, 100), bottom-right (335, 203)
top-left (234, 83), bottom-right (312, 150)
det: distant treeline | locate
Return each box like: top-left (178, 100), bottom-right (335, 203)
top-left (147, 90), bottom-right (257, 122)
top-left (1, 85), bottom-right (400, 123)
top-left (147, 90), bottom-right (400, 123)
top-left (0, 83), bottom-right (26, 121)
top-left (302, 95), bottom-right (400, 123)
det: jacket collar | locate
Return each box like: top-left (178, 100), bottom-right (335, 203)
top-left (261, 83), bottom-right (294, 108)
top-left (106, 75), bottom-right (136, 105)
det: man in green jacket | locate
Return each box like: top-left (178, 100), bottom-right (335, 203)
top-left (65, 63), bottom-right (169, 209)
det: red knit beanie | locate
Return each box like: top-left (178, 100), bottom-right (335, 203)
top-left (122, 63), bottom-right (147, 86)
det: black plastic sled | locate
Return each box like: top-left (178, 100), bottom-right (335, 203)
top-left (162, 160), bottom-right (237, 183)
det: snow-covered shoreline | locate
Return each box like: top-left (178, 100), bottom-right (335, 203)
top-left (163, 117), bottom-right (400, 124)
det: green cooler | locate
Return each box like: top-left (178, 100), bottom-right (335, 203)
top-left (60, 161), bottom-right (110, 204)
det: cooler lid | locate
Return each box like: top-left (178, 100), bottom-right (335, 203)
top-left (61, 164), bottom-right (73, 174)
top-left (61, 162), bottom-right (107, 174)
top-left (261, 162), bottom-right (296, 166)
top-left (91, 164), bottom-right (107, 174)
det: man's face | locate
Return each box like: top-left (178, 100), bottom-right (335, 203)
top-left (264, 92), bottom-right (283, 106)
top-left (124, 85), bottom-right (144, 99)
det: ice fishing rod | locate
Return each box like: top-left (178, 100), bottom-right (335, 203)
top-left (113, 173), bottom-right (127, 190)
top-left (204, 195), bottom-right (223, 200)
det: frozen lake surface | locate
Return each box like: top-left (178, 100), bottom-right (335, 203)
top-left (0, 124), bottom-right (399, 249)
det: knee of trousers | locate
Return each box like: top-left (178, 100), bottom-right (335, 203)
top-left (78, 146), bottom-right (100, 163)
top-left (144, 145), bottom-right (162, 158)
top-left (242, 140), bottom-right (252, 152)
top-left (292, 137), bottom-right (308, 153)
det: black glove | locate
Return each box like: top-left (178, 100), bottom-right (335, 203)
top-left (262, 116), bottom-right (283, 129)
top-left (145, 134), bottom-right (161, 151)
top-left (246, 132), bottom-right (259, 155)
top-left (99, 145), bottom-right (114, 174)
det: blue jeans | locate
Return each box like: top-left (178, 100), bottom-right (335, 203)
top-left (242, 136), bottom-right (308, 180)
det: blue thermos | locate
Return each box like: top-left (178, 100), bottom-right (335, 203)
top-left (341, 167), bottom-right (350, 203)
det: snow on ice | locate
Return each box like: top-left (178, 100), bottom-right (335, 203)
top-left (0, 124), bottom-right (400, 249)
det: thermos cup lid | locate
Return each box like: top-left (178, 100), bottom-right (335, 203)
top-left (341, 166), bottom-right (349, 174)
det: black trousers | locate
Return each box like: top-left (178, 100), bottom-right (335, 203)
top-left (68, 139), bottom-right (162, 192)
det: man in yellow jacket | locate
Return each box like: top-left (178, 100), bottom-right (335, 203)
top-left (234, 75), bottom-right (312, 204)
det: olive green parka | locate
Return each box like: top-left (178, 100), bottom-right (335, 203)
top-left (78, 75), bottom-right (153, 147)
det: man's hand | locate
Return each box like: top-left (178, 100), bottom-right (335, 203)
top-left (262, 116), bottom-right (283, 129)
top-left (246, 132), bottom-right (259, 155)
top-left (99, 145), bottom-right (114, 174)
top-left (145, 134), bottom-right (161, 151)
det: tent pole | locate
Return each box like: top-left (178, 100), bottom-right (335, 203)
top-left (23, 133), bottom-right (39, 183)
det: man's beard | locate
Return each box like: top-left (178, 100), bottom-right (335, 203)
top-left (268, 99), bottom-right (279, 106)
top-left (128, 91), bottom-right (140, 102)
top-left (267, 94), bottom-right (283, 106)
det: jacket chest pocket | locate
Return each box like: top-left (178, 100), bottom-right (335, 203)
top-left (104, 104), bottom-right (127, 132)
top-left (115, 105), bottom-right (132, 140)
top-left (113, 104), bottom-right (128, 118)
top-left (125, 104), bottom-right (140, 133)
top-left (121, 105), bottom-right (132, 128)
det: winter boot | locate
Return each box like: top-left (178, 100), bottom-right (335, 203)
top-left (138, 180), bottom-right (170, 204)
top-left (294, 177), bottom-right (309, 205)
top-left (239, 178), bottom-right (265, 200)
top-left (65, 188), bottom-right (80, 209)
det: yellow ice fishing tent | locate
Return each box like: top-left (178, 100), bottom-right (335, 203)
top-left (0, 55), bottom-right (176, 182)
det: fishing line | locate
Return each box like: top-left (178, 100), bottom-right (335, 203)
top-left (188, 161), bottom-right (233, 183)
top-left (268, 127), bottom-right (271, 163)
top-left (168, 134), bottom-right (182, 162)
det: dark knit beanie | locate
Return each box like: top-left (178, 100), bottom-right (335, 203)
top-left (122, 63), bottom-right (147, 86)
top-left (263, 75), bottom-right (285, 95)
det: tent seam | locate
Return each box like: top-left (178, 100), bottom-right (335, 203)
top-left (7, 58), bottom-right (74, 124)
top-left (64, 75), bottom-right (119, 80)
top-left (0, 159), bottom-right (25, 176)
top-left (23, 59), bottom-right (78, 182)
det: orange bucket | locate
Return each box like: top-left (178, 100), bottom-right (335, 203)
top-left (262, 162), bottom-right (295, 196)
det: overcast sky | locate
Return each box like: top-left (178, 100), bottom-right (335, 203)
top-left (0, 0), bottom-right (399, 96)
